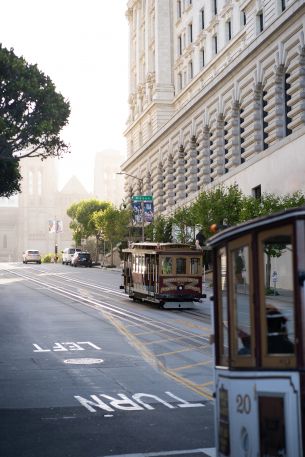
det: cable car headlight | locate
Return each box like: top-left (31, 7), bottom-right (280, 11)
top-left (177, 285), bottom-right (184, 291)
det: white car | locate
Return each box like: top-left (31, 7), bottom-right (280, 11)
top-left (23, 250), bottom-right (41, 264)
top-left (62, 247), bottom-right (81, 265)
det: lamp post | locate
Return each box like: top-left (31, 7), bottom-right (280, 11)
top-left (116, 172), bottom-right (145, 242)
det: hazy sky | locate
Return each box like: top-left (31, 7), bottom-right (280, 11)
top-left (1, 0), bottom-right (129, 192)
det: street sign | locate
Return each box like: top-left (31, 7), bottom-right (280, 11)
top-left (132, 195), bottom-right (153, 201)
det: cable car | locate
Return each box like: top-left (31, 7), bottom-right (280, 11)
top-left (208, 207), bottom-right (305, 456)
top-left (120, 242), bottom-right (204, 308)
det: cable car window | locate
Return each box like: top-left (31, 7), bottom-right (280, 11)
top-left (259, 228), bottom-right (295, 363)
top-left (161, 257), bottom-right (173, 275)
top-left (232, 245), bottom-right (252, 357)
top-left (140, 255), bottom-right (144, 274)
top-left (176, 258), bottom-right (186, 274)
top-left (191, 258), bottom-right (200, 274)
top-left (228, 235), bottom-right (255, 367)
top-left (217, 247), bottom-right (229, 365)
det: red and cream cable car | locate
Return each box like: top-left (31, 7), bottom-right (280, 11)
top-left (208, 207), bottom-right (305, 456)
top-left (121, 242), bottom-right (204, 309)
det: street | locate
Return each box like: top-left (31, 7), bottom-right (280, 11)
top-left (0, 263), bottom-right (215, 457)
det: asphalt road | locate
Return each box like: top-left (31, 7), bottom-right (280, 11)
top-left (0, 263), bottom-right (215, 457)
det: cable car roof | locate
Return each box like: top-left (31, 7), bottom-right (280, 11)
top-left (122, 242), bottom-right (199, 253)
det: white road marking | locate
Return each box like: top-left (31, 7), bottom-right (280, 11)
top-left (63, 358), bottom-right (104, 365)
top-left (33, 341), bottom-right (101, 352)
top-left (74, 391), bottom-right (205, 413)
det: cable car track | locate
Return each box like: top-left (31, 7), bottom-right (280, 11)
top-left (22, 264), bottom-right (212, 324)
top-left (2, 266), bottom-right (214, 399)
top-left (3, 267), bottom-right (210, 346)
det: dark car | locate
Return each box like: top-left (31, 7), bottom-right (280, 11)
top-left (71, 251), bottom-right (92, 267)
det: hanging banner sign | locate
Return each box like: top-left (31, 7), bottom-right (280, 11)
top-left (48, 220), bottom-right (63, 233)
top-left (132, 199), bottom-right (154, 223)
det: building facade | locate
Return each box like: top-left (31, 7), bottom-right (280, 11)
top-left (94, 149), bottom-right (125, 207)
top-left (122, 0), bottom-right (305, 213)
top-left (0, 158), bottom-right (90, 262)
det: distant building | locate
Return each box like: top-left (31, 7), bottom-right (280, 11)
top-left (56, 176), bottom-right (91, 248)
top-left (0, 158), bottom-right (90, 262)
top-left (94, 149), bottom-right (126, 207)
top-left (122, 0), bottom-right (305, 213)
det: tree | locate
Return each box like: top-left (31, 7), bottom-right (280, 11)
top-left (0, 44), bottom-right (70, 196)
top-left (191, 184), bottom-right (244, 238)
top-left (145, 214), bottom-right (172, 242)
top-left (67, 199), bottom-right (111, 259)
top-left (241, 191), bottom-right (305, 289)
top-left (0, 160), bottom-right (22, 198)
top-left (93, 206), bottom-right (130, 266)
top-left (171, 206), bottom-right (195, 243)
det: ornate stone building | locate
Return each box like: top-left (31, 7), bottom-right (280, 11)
top-left (94, 150), bottom-right (125, 207)
top-left (122, 0), bottom-right (305, 213)
top-left (0, 158), bottom-right (90, 262)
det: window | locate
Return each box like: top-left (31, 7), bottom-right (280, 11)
top-left (178, 72), bottom-right (183, 90)
top-left (226, 20), bottom-right (232, 41)
top-left (240, 108), bottom-right (245, 160)
top-left (200, 8), bottom-right (205, 29)
top-left (188, 23), bottom-right (193, 43)
top-left (178, 35), bottom-right (182, 55)
top-left (176, 258), bottom-right (186, 274)
top-left (257, 11), bottom-right (264, 33)
top-left (241, 10), bottom-right (246, 26)
top-left (252, 185), bottom-right (262, 200)
top-left (200, 48), bottom-right (205, 68)
top-left (191, 258), bottom-right (200, 274)
top-left (285, 73), bottom-right (292, 136)
top-left (213, 35), bottom-right (218, 55)
top-left (281, 0), bottom-right (286, 11)
top-left (213, 0), bottom-right (217, 15)
top-left (229, 236), bottom-right (255, 367)
top-left (161, 257), bottom-right (173, 275)
top-left (258, 226), bottom-right (296, 367)
top-left (177, 0), bottom-right (182, 18)
top-left (216, 247), bottom-right (229, 365)
top-left (262, 90), bottom-right (268, 149)
top-left (188, 60), bottom-right (193, 80)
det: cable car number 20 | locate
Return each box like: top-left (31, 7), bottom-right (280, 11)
top-left (236, 394), bottom-right (251, 414)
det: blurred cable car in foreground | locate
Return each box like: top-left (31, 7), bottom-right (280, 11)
top-left (208, 207), bottom-right (305, 456)
top-left (120, 242), bottom-right (204, 308)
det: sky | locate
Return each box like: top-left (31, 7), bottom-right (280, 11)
top-left (0, 0), bottom-right (129, 192)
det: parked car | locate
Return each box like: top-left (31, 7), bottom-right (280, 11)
top-left (23, 250), bottom-right (41, 264)
top-left (71, 251), bottom-right (92, 267)
top-left (62, 247), bottom-right (81, 265)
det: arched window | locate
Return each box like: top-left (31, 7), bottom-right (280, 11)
top-left (284, 73), bottom-right (292, 136)
top-left (200, 48), bottom-right (205, 68)
top-left (262, 90), bottom-right (268, 149)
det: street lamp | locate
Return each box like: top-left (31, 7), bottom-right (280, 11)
top-left (116, 172), bottom-right (145, 242)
